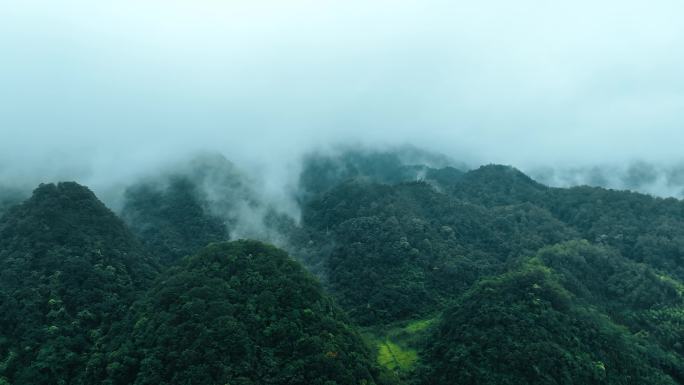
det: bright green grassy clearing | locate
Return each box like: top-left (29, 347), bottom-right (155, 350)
top-left (377, 339), bottom-right (418, 372)
top-left (365, 316), bottom-right (438, 375)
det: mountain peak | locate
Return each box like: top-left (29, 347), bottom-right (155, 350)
top-left (33, 181), bottom-right (97, 198)
top-left (1, 182), bottom-right (134, 252)
top-left (450, 164), bottom-right (547, 206)
top-left (0, 181), bottom-right (157, 279)
top-left (0, 182), bottom-right (158, 383)
top-left (101, 240), bottom-right (387, 385)
top-left (467, 164), bottom-right (542, 185)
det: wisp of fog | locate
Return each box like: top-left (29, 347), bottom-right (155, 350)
top-left (2, 0), bottom-right (684, 200)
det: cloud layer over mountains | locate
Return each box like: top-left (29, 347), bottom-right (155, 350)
top-left (2, 0), bottom-right (684, 196)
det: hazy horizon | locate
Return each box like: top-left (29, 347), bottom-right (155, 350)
top-left (2, 0), bottom-right (684, 198)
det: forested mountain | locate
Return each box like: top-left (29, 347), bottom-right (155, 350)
top-left (2, 150), bottom-right (684, 384)
top-left (0, 182), bottom-right (387, 385)
top-left (296, 180), bottom-right (577, 324)
top-left (451, 165), bottom-right (684, 279)
top-left (290, 153), bottom-right (684, 384)
top-left (121, 153), bottom-right (293, 264)
top-left (298, 149), bottom-right (464, 200)
top-left (0, 187), bottom-right (26, 218)
top-left (121, 176), bottom-right (228, 265)
top-left (0, 182), bottom-right (158, 384)
top-left (95, 241), bottom-right (390, 385)
top-left (420, 265), bottom-right (678, 385)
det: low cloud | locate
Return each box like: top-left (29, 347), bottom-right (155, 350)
top-left (2, 0), bottom-right (684, 199)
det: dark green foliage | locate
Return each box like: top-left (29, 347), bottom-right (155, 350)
top-left (545, 187), bottom-right (684, 279)
top-left (0, 182), bottom-right (158, 384)
top-left (422, 166), bottom-right (464, 191)
top-left (535, 240), bottom-right (681, 309)
top-left (298, 149), bottom-right (463, 200)
top-left (450, 165), bottom-right (684, 278)
top-left (0, 183), bottom-right (387, 385)
top-left (450, 164), bottom-right (549, 206)
top-left (122, 176), bottom-right (228, 264)
top-left (5, 156), bottom-right (684, 385)
top-left (298, 180), bottom-right (577, 324)
top-left (99, 241), bottom-right (389, 385)
top-left (120, 153), bottom-right (295, 260)
top-left (534, 241), bottom-right (684, 381)
top-left (0, 186), bottom-right (25, 218)
top-left (293, 159), bottom-right (684, 383)
top-left (420, 267), bottom-right (677, 385)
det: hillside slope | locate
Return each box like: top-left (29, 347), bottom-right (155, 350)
top-left (98, 240), bottom-right (391, 385)
top-left (0, 182), bottom-right (158, 384)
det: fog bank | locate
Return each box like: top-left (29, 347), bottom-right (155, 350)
top-left (2, 0), bottom-right (684, 198)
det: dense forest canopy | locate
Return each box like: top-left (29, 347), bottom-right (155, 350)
top-left (121, 176), bottom-right (228, 265)
top-left (4, 0), bottom-right (684, 383)
top-left (1, 150), bottom-right (684, 385)
top-left (93, 240), bottom-right (389, 385)
top-left (420, 266), bottom-right (678, 385)
top-left (0, 182), bottom-right (158, 384)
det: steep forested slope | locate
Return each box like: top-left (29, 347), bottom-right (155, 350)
top-left (97, 241), bottom-right (390, 385)
top-left (0, 187), bottom-right (25, 218)
top-left (3, 150), bottom-right (684, 385)
top-left (298, 149), bottom-right (464, 200)
top-left (534, 241), bottom-right (684, 382)
top-left (290, 154), bottom-right (684, 383)
top-left (0, 182), bottom-right (389, 385)
top-left (420, 266), bottom-right (678, 385)
top-left (450, 164), bottom-right (549, 206)
top-left (0, 182), bottom-right (158, 384)
top-left (122, 176), bottom-right (227, 264)
top-left (451, 165), bottom-right (684, 278)
top-left (296, 180), bottom-right (577, 324)
top-left (120, 153), bottom-right (293, 263)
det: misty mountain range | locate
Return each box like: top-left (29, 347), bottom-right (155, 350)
top-left (4, 147), bottom-right (684, 225)
top-left (2, 148), bottom-right (684, 384)
top-left (4, 1), bottom-right (684, 383)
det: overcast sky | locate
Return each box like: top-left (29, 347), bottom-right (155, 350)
top-left (1, 0), bottom-right (684, 192)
